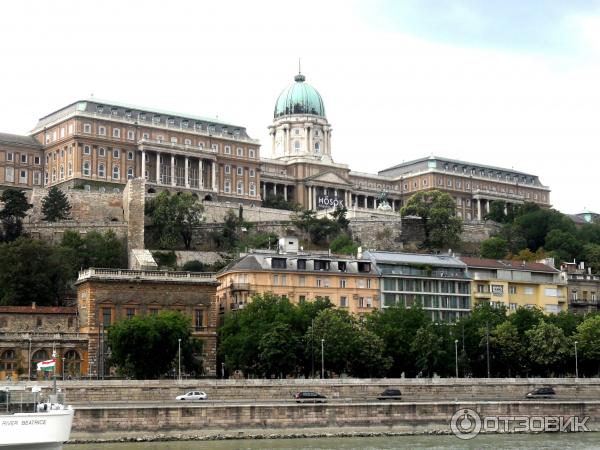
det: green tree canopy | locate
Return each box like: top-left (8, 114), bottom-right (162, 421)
top-left (107, 311), bottom-right (201, 379)
top-left (480, 237), bottom-right (508, 259)
top-left (330, 233), bottom-right (358, 255)
top-left (147, 192), bottom-right (204, 249)
top-left (525, 320), bottom-right (569, 376)
top-left (574, 315), bottom-right (600, 368)
top-left (489, 321), bottom-right (525, 377)
top-left (41, 186), bottom-right (71, 221)
top-left (0, 237), bottom-right (75, 306)
top-left (0, 189), bottom-right (32, 242)
top-left (400, 190), bottom-right (463, 250)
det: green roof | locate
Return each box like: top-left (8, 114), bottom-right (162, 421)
top-left (274, 73), bottom-right (326, 119)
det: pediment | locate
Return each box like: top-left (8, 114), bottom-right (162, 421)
top-left (308, 171), bottom-right (352, 186)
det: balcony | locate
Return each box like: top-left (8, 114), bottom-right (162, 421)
top-left (230, 282), bottom-right (251, 292)
top-left (570, 298), bottom-right (598, 306)
top-left (473, 291), bottom-right (491, 299)
top-left (138, 138), bottom-right (218, 158)
top-left (77, 268), bottom-right (217, 284)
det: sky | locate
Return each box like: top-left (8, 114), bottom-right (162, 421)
top-left (1, 0), bottom-right (600, 214)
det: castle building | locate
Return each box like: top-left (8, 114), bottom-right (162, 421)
top-left (1, 71), bottom-right (550, 218)
top-left (259, 72), bottom-right (551, 217)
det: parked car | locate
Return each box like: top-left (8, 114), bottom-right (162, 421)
top-left (525, 387), bottom-right (556, 399)
top-left (294, 391), bottom-right (327, 403)
top-left (377, 388), bottom-right (402, 400)
top-left (176, 391), bottom-right (207, 401)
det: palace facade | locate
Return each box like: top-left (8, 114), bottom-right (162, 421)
top-left (0, 71), bottom-right (550, 217)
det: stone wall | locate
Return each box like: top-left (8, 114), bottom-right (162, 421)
top-left (122, 178), bottom-right (146, 258)
top-left (26, 187), bottom-right (124, 223)
top-left (461, 220), bottom-right (502, 243)
top-left (202, 202), bottom-right (294, 223)
top-left (24, 221), bottom-right (127, 244)
top-left (71, 400), bottom-right (600, 436)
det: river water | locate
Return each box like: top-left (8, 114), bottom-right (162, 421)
top-left (66, 433), bottom-right (599, 449)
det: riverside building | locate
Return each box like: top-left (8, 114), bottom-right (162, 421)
top-left (459, 257), bottom-right (566, 313)
top-left (216, 238), bottom-right (380, 317)
top-left (364, 251), bottom-right (472, 322)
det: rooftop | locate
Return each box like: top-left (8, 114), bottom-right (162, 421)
top-left (364, 251), bottom-right (467, 269)
top-left (0, 132), bottom-right (42, 149)
top-left (459, 256), bottom-right (559, 273)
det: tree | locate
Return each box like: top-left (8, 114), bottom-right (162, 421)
top-left (107, 311), bottom-right (199, 379)
top-left (366, 304), bottom-right (430, 377)
top-left (411, 325), bottom-right (445, 378)
top-left (525, 320), bottom-right (569, 376)
top-left (0, 238), bottom-right (74, 306)
top-left (514, 208), bottom-right (575, 252)
top-left (485, 201), bottom-right (507, 223)
top-left (400, 190), bottom-right (462, 250)
top-left (258, 323), bottom-right (300, 377)
top-left (61, 230), bottom-right (124, 270)
top-left (147, 192), bottom-right (204, 249)
top-left (182, 260), bottom-right (205, 272)
top-left (582, 243), bottom-right (600, 274)
top-left (489, 321), bottom-right (525, 377)
top-left (330, 233), bottom-right (358, 255)
top-left (480, 237), bottom-right (508, 259)
top-left (41, 186), bottom-right (71, 221)
top-left (0, 189), bottom-right (32, 242)
top-left (573, 315), bottom-right (600, 375)
top-left (331, 206), bottom-right (349, 230)
top-left (544, 229), bottom-right (582, 264)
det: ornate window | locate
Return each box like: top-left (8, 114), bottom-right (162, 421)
top-left (112, 165), bottom-right (120, 179)
top-left (0, 349), bottom-right (16, 372)
top-left (83, 162), bottom-right (90, 176)
top-left (98, 163), bottom-right (105, 177)
top-left (63, 350), bottom-right (82, 377)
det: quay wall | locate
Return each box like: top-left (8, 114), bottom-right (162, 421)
top-left (71, 400), bottom-right (600, 438)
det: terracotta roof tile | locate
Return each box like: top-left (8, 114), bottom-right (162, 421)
top-left (459, 256), bottom-right (558, 273)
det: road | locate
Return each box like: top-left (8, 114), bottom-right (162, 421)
top-left (70, 396), bottom-right (600, 408)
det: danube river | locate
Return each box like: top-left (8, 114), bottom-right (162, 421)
top-left (67, 433), bottom-right (598, 449)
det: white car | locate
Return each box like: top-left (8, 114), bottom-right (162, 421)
top-left (176, 391), bottom-right (207, 401)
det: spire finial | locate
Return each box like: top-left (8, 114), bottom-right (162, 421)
top-left (294, 58), bottom-right (306, 82)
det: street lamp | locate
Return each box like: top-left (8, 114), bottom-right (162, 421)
top-left (575, 341), bottom-right (579, 379)
top-left (28, 338), bottom-right (32, 381)
top-left (178, 338), bottom-right (181, 381)
top-left (454, 339), bottom-right (459, 378)
top-left (321, 339), bottom-right (325, 379)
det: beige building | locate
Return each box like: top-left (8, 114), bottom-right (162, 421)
top-left (560, 261), bottom-right (600, 315)
top-left (460, 257), bottom-right (566, 313)
top-left (74, 268), bottom-right (219, 377)
top-left (216, 240), bottom-right (380, 317)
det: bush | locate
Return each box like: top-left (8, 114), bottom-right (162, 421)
top-left (153, 251), bottom-right (177, 268)
top-left (182, 260), bottom-right (205, 272)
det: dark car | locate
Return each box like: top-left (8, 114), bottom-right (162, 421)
top-left (294, 391), bottom-right (327, 403)
top-left (526, 387), bottom-right (556, 399)
top-left (377, 388), bottom-right (402, 400)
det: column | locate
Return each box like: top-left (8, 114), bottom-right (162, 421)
top-left (283, 185), bottom-right (288, 201)
top-left (477, 199), bottom-right (482, 221)
top-left (156, 152), bottom-right (161, 184)
top-left (308, 186), bottom-right (312, 210)
top-left (184, 156), bottom-right (189, 188)
top-left (170, 155), bottom-right (175, 186)
top-left (485, 199), bottom-right (490, 214)
top-left (364, 196), bottom-right (368, 208)
top-left (273, 184), bottom-right (278, 196)
top-left (262, 182), bottom-right (267, 200)
top-left (141, 150), bottom-right (146, 179)
top-left (212, 161), bottom-right (217, 191)
top-left (199, 159), bottom-right (204, 189)
top-left (313, 186), bottom-right (318, 209)
top-left (374, 198), bottom-right (378, 209)
top-left (283, 128), bottom-right (288, 154)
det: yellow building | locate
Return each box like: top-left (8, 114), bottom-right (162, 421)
top-left (216, 242), bottom-right (380, 317)
top-left (459, 257), bottom-right (566, 313)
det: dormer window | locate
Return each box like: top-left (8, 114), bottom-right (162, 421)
top-left (182, 120), bottom-right (189, 128)
top-left (271, 258), bottom-right (287, 269)
top-left (111, 108), bottom-right (118, 116)
top-left (168, 118), bottom-right (175, 126)
top-left (125, 110), bottom-right (132, 118)
top-left (97, 105), bottom-right (104, 113)
top-left (152, 115), bottom-right (160, 124)
top-left (140, 113), bottom-right (147, 121)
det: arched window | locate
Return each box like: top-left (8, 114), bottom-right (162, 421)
top-left (112, 165), bottom-right (120, 180)
top-left (294, 141), bottom-right (300, 152)
top-left (127, 167), bottom-right (134, 179)
top-left (0, 349), bottom-right (16, 372)
top-left (83, 161), bottom-right (90, 176)
top-left (98, 163), bottom-right (105, 177)
top-left (59, 165), bottom-right (64, 179)
top-left (63, 350), bottom-right (82, 377)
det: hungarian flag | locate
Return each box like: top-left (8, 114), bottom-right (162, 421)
top-left (37, 359), bottom-right (56, 372)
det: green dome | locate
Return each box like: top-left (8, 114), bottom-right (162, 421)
top-left (274, 73), bottom-right (326, 119)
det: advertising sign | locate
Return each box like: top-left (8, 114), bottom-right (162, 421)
top-left (491, 285), bottom-right (504, 296)
top-left (317, 195), bottom-right (345, 210)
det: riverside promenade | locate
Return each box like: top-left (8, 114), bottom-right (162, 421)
top-left (11, 378), bottom-right (600, 441)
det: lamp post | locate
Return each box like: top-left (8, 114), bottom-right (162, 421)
top-left (454, 339), bottom-right (459, 378)
top-left (485, 322), bottom-right (491, 378)
top-left (575, 341), bottom-right (579, 379)
top-left (28, 338), bottom-right (32, 381)
top-left (178, 338), bottom-right (182, 381)
top-left (321, 339), bottom-right (325, 379)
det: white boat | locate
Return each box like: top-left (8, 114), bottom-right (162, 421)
top-left (0, 386), bottom-right (74, 450)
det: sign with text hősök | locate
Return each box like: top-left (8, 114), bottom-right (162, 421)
top-left (317, 194), bottom-right (344, 210)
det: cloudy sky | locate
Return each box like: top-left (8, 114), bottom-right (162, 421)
top-left (1, 0), bottom-right (599, 213)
